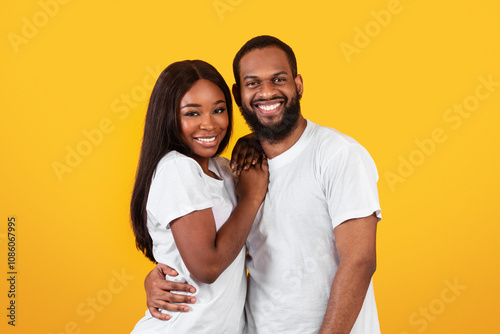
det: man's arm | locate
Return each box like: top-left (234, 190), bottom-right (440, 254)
top-left (145, 264), bottom-right (197, 320)
top-left (319, 213), bottom-right (378, 334)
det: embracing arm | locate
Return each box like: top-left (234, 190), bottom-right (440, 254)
top-left (318, 213), bottom-right (378, 334)
top-left (144, 263), bottom-right (196, 320)
top-left (171, 157), bottom-right (268, 284)
top-left (171, 200), bottom-right (259, 283)
top-left (144, 157), bottom-right (268, 319)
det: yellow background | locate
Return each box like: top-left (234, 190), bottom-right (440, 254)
top-left (1, 0), bottom-right (499, 333)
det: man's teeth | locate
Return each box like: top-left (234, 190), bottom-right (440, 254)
top-left (258, 103), bottom-right (280, 111)
top-left (196, 137), bottom-right (216, 142)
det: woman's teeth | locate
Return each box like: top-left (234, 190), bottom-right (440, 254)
top-left (196, 137), bottom-right (216, 142)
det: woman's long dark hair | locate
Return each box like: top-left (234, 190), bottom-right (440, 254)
top-left (130, 60), bottom-right (233, 262)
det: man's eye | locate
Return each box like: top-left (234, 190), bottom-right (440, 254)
top-left (246, 81), bottom-right (258, 87)
top-left (274, 78), bottom-right (285, 83)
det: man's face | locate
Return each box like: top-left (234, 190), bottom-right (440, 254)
top-left (235, 47), bottom-right (303, 142)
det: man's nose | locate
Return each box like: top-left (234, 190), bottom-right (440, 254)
top-left (257, 81), bottom-right (277, 99)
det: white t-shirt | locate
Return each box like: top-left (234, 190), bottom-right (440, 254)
top-left (244, 120), bottom-right (382, 334)
top-left (132, 151), bottom-right (247, 334)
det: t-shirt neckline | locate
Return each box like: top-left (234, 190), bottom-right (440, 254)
top-left (207, 158), bottom-right (224, 183)
top-left (267, 119), bottom-right (315, 171)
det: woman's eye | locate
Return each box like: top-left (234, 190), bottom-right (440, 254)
top-left (184, 111), bottom-right (199, 117)
top-left (214, 108), bottom-right (226, 114)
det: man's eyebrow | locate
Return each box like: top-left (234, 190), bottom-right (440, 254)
top-left (243, 75), bottom-right (258, 81)
top-left (243, 71), bottom-right (289, 81)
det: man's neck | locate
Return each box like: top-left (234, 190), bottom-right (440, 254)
top-left (260, 116), bottom-right (307, 159)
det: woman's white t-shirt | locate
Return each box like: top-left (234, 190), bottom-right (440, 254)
top-left (131, 151), bottom-right (246, 334)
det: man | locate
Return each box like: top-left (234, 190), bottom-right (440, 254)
top-left (145, 35), bottom-right (382, 333)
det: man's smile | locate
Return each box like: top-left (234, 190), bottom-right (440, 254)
top-left (254, 99), bottom-right (285, 115)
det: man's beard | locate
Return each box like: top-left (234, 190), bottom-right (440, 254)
top-left (240, 92), bottom-right (301, 143)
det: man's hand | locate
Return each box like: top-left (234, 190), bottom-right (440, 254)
top-left (145, 263), bottom-right (197, 320)
top-left (230, 134), bottom-right (263, 175)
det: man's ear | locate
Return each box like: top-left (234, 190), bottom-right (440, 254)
top-left (232, 84), bottom-right (242, 107)
top-left (294, 74), bottom-right (304, 97)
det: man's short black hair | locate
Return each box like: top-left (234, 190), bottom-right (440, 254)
top-left (232, 35), bottom-right (298, 86)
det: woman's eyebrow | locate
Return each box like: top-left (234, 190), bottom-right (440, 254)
top-left (180, 103), bottom-right (201, 109)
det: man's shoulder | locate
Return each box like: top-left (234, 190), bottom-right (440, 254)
top-left (307, 120), bottom-right (362, 155)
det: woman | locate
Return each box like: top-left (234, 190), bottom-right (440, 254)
top-left (130, 60), bottom-right (268, 333)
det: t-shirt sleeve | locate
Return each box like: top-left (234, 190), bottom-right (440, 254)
top-left (147, 156), bottom-right (213, 230)
top-left (322, 144), bottom-right (382, 229)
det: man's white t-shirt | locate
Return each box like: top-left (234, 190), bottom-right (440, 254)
top-left (132, 151), bottom-right (246, 334)
top-left (244, 120), bottom-right (382, 334)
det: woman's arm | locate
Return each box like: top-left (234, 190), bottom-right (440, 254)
top-left (170, 156), bottom-right (268, 284)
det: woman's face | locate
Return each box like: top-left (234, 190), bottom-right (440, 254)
top-left (178, 79), bottom-right (229, 165)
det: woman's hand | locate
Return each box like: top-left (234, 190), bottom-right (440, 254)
top-left (236, 153), bottom-right (269, 206)
top-left (230, 134), bottom-right (263, 175)
top-left (144, 263), bottom-right (197, 320)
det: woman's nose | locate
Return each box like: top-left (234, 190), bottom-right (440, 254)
top-left (200, 115), bottom-right (216, 130)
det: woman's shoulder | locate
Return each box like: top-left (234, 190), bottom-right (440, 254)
top-left (210, 156), bottom-right (235, 181)
top-left (155, 151), bottom-right (203, 176)
top-left (211, 156), bottom-right (230, 168)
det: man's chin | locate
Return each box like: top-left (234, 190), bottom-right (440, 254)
top-left (256, 114), bottom-right (283, 127)
top-left (240, 95), bottom-right (301, 142)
